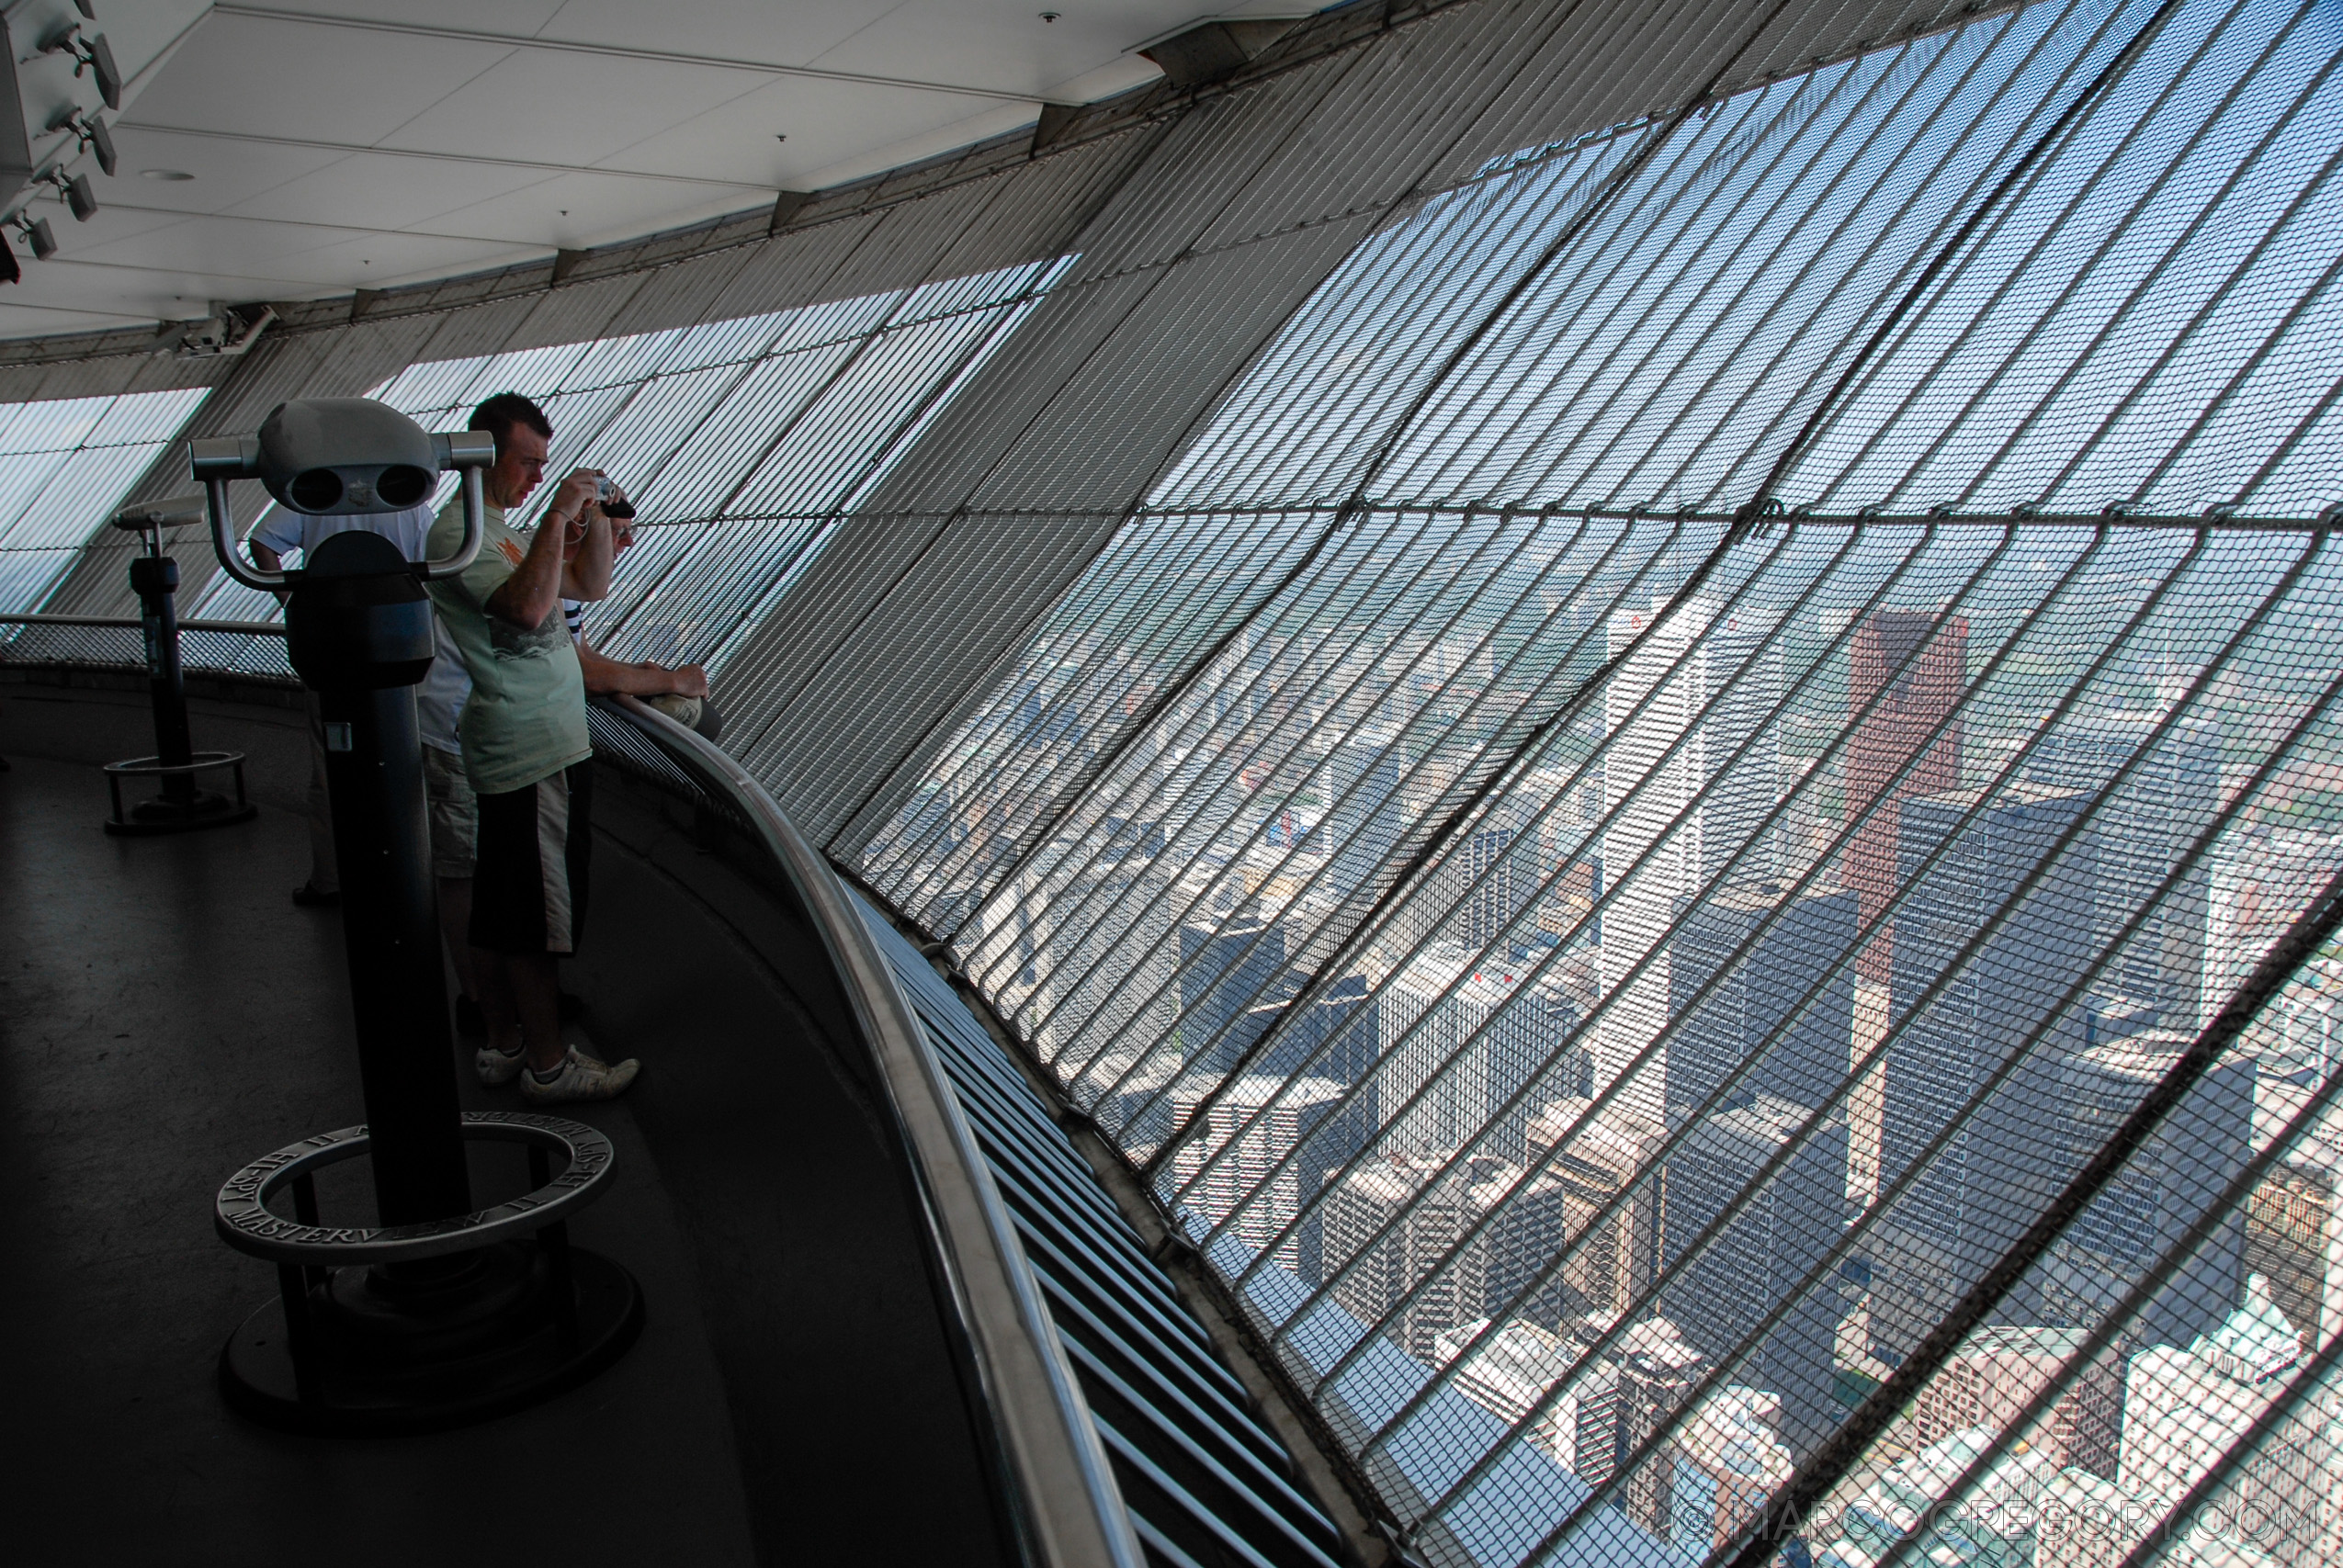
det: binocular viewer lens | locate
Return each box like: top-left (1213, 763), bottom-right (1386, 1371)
top-left (287, 463), bottom-right (434, 513)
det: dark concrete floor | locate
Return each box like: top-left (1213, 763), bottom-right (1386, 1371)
top-left (0, 689), bottom-right (756, 1566)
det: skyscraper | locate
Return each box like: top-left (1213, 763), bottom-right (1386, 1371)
top-left (1845, 608), bottom-right (1968, 984)
top-left (1325, 728), bottom-right (1410, 897)
top-left (2207, 828), bottom-right (2343, 1007)
top-left (1029, 829), bottom-right (1177, 1071)
top-left (1525, 1096), bottom-right (1669, 1320)
top-left (1669, 1387), bottom-right (1794, 1560)
top-left (2118, 1277), bottom-right (2320, 1561)
top-left (1612, 1315), bottom-right (1711, 1539)
top-left (1661, 1095), bottom-right (1851, 1456)
top-left (1906, 1325), bottom-right (2122, 1478)
top-left (1378, 945), bottom-right (1568, 1161)
top-left (1321, 1153), bottom-right (1576, 1359)
top-left (1668, 880), bottom-right (1861, 1122)
top-left (2031, 711), bottom-right (2220, 1028)
top-left (2043, 1031), bottom-right (2253, 1352)
top-left (1874, 784), bottom-right (2097, 1361)
top-left (1177, 908), bottom-right (1286, 1073)
top-left (1600, 593), bottom-right (1783, 1128)
top-left (1167, 1075), bottom-right (1351, 1271)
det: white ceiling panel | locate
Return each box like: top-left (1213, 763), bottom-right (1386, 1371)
top-left (0, 1), bottom-right (1326, 340)
top-left (102, 127), bottom-right (348, 214)
top-left (0, 303), bottom-right (146, 335)
top-left (514, 0), bottom-right (911, 70)
top-left (405, 170), bottom-right (753, 251)
top-left (242, 0), bottom-right (573, 34)
top-left (122, 13), bottom-right (507, 146)
top-left (220, 152), bottom-right (561, 231)
top-left (606, 73), bottom-right (987, 188)
top-left (377, 49), bottom-right (766, 166)
top-left (811, 0), bottom-right (1207, 95)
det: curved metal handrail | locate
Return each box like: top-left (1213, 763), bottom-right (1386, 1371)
top-left (598, 694), bottom-right (1145, 1568)
top-left (0, 611), bottom-right (288, 635)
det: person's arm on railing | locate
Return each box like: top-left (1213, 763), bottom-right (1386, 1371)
top-left (576, 633), bottom-right (707, 699)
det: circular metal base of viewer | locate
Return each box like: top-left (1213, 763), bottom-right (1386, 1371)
top-left (219, 1242), bottom-right (642, 1437)
top-left (103, 790), bottom-right (258, 837)
top-left (103, 751), bottom-right (256, 836)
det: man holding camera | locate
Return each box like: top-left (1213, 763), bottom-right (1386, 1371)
top-left (424, 391), bottom-right (636, 1103)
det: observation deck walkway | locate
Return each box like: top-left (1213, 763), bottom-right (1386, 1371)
top-left (0, 661), bottom-right (1351, 1568)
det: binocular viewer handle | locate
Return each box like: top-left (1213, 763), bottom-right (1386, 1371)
top-left (190, 424), bottom-right (496, 592)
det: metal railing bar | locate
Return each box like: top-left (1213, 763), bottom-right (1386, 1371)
top-left (0, 611), bottom-right (289, 635)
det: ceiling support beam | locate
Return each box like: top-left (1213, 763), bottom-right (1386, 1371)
top-left (118, 122), bottom-right (782, 190)
top-left (211, 6), bottom-right (1060, 106)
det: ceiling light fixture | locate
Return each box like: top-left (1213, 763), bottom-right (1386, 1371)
top-left (141, 169), bottom-right (194, 182)
top-left (9, 212), bottom-right (59, 261)
top-left (1039, 11), bottom-right (1060, 20)
top-left (40, 167), bottom-right (98, 222)
top-left (51, 107), bottom-right (117, 177)
top-left (40, 21), bottom-right (121, 110)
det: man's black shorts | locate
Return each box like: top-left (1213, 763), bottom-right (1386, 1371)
top-left (470, 761), bottom-right (592, 955)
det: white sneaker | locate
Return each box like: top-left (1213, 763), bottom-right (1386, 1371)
top-left (519, 1046), bottom-right (640, 1104)
top-left (476, 1042), bottom-right (526, 1088)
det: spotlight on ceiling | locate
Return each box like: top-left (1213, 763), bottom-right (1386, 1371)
top-left (43, 168), bottom-right (98, 221)
top-left (51, 107), bottom-right (118, 177)
top-left (41, 23), bottom-right (121, 110)
top-left (12, 214), bottom-right (59, 261)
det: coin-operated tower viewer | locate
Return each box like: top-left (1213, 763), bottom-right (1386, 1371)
top-left (194, 400), bottom-right (640, 1434)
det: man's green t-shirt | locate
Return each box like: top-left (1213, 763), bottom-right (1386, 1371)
top-left (424, 499), bottom-right (590, 795)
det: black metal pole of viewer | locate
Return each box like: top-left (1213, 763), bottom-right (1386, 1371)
top-left (98, 500), bottom-right (257, 835)
top-left (195, 400), bottom-right (640, 1436)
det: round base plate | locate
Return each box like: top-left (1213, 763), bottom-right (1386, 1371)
top-left (219, 1246), bottom-right (641, 1437)
top-left (106, 792), bottom-right (257, 838)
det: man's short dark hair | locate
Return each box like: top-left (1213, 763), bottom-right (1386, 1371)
top-left (468, 391), bottom-right (552, 454)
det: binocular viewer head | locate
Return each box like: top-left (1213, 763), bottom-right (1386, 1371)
top-left (192, 398), bottom-right (496, 594)
top-left (192, 399), bottom-right (495, 517)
